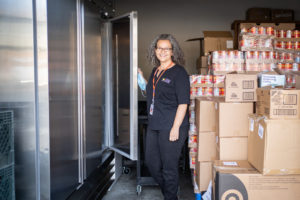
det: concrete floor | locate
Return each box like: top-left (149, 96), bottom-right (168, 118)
top-left (103, 169), bottom-right (195, 200)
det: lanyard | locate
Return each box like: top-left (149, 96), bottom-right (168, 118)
top-left (152, 62), bottom-right (174, 101)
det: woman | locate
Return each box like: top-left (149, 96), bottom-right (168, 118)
top-left (138, 34), bottom-right (190, 200)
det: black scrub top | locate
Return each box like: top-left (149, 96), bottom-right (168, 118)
top-left (146, 64), bottom-right (190, 130)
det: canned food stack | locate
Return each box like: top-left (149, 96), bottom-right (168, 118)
top-left (245, 51), bottom-right (277, 72)
top-left (277, 52), bottom-right (300, 72)
top-left (239, 26), bottom-right (275, 51)
top-left (210, 50), bottom-right (245, 74)
top-left (189, 75), bottom-right (214, 98)
top-left (188, 77), bottom-right (197, 170)
top-left (274, 29), bottom-right (300, 52)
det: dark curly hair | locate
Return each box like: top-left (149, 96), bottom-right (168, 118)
top-left (147, 34), bottom-right (185, 67)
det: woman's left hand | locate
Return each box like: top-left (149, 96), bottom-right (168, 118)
top-left (169, 126), bottom-right (179, 141)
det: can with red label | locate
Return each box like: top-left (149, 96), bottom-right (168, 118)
top-left (218, 51), bottom-right (226, 60)
top-left (262, 51), bottom-right (271, 60)
top-left (196, 87), bottom-right (203, 96)
top-left (293, 30), bottom-right (300, 38)
top-left (279, 52), bottom-right (285, 61)
top-left (285, 63), bottom-right (293, 71)
top-left (258, 27), bottom-right (266, 35)
top-left (190, 87), bottom-right (197, 96)
top-left (249, 27), bottom-right (258, 34)
top-left (293, 63), bottom-right (299, 71)
top-left (254, 51), bottom-right (260, 60)
top-left (295, 42), bottom-right (300, 50)
top-left (277, 30), bottom-right (286, 38)
top-left (246, 51), bottom-right (253, 59)
top-left (286, 53), bottom-right (293, 61)
top-left (286, 41), bottom-right (293, 50)
top-left (240, 27), bottom-right (248, 34)
top-left (286, 30), bottom-right (292, 38)
top-left (219, 88), bottom-right (225, 96)
top-left (227, 51), bottom-right (234, 60)
top-left (205, 87), bottom-right (213, 96)
top-left (266, 27), bottom-right (274, 35)
top-left (277, 63), bottom-right (285, 70)
top-left (276, 41), bottom-right (282, 49)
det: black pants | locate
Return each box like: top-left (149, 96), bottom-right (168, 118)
top-left (145, 126), bottom-right (188, 200)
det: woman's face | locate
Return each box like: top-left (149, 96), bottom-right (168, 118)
top-left (155, 40), bottom-right (173, 64)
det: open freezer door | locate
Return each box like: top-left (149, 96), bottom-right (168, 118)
top-left (103, 11), bottom-right (138, 160)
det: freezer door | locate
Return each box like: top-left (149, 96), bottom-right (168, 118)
top-left (103, 12), bottom-right (138, 160)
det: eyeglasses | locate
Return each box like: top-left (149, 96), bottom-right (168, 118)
top-left (155, 47), bottom-right (172, 52)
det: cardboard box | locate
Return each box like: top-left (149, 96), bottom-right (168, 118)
top-left (271, 9), bottom-right (294, 22)
top-left (246, 8), bottom-right (271, 21)
top-left (296, 76), bottom-right (300, 89)
top-left (197, 56), bottom-right (208, 69)
top-left (195, 98), bottom-right (216, 132)
top-left (203, 31), bottom-right (233, 54)
top-left (195, 162), bottom-right (212, 192)
top-left (225, 74), bottom-right (258, 102)
top-left (256, 88), bottom-right (300, 119)
top-left (213, 160), bottom-right (300, 200)
top-left (216, 101), bottom-right (253, 137)
top-left (198, 132), bottom-right (217, 162)
top-left (248, 115), bottom-right (300, 175)
top-left (217, 137), bottom-right (248, 160)
top-left (259, 73), bottom-right (286, 88)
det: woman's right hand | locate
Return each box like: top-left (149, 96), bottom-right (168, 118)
top-left (138, 68), bottom-right (147, 84)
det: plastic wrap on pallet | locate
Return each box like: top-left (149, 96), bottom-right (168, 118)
top-left (277, 63), bottom-right (300, 72)
top-left (240, 34), bottom-right (274, 51)
top-left (211, 63), bottom-right (245, 72)
top-left (211, 50), bottom-right (244, 64)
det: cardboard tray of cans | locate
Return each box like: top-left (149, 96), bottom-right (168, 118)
top-left (239, 26), bottom-right (299, 51)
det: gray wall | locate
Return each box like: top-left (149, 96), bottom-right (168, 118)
top-left (116, 0), bottom-right (300, 82)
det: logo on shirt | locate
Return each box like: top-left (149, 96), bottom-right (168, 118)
top-left (162, 78), bottom-right (171, 84)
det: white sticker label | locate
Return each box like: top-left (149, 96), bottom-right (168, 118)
top-left (223, 161), bottom-right (238, 166)
top-left (258, 124), bottom-right (264, 139)
top-left (226, 40), bottom-right (234, 49)
top-left (216, 136), bottom-right (219, 144)
top-left (250, 119), bottom-right (254, 132)
top-left (215, 103), bottom-right (218, 110)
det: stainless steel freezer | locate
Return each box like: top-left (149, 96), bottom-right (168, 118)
top-left (0, 0), bottom-right (138, 199)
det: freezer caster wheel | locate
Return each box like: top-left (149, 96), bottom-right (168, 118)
top-left (136, 185), bottom-right (142, 196)
top-left (123, 167), bottom-right (131, 174)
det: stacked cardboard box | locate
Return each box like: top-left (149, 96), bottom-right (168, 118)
top-left (213, 161), bottom-right (300, 200)
top-left (193, 98), bottom-right (217, 193)
top-left (216, 101), bottom-right (253, 161)
top-left (189, 31), bottom-right (234, 74)
top-left (212, 88), bottom-right (300, 200)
